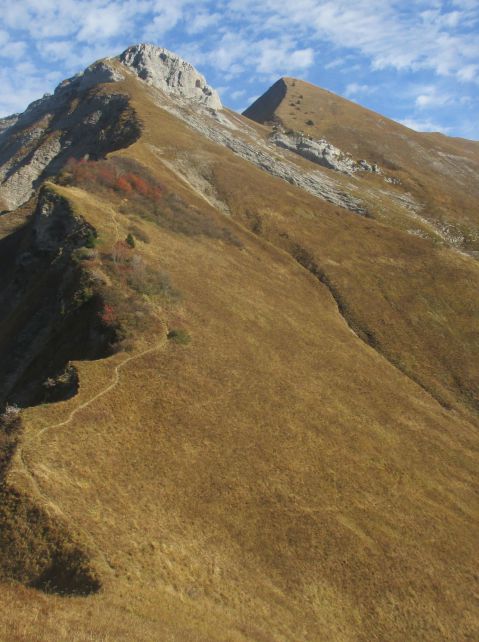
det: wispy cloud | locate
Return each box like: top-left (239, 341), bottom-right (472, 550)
top-left (0, 1), bottom-right (477, 138)
top-left (415, 87), bottom-right (454, 109)
top-left (399, 117), bottom-right (451, 134)
top-left (344, 83), bottom-right (374, 98)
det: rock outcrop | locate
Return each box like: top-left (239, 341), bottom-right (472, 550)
top-left (0, 187), bottom-right (116, 409)
top-left (155, 99), bottom-right (369, 215)
top-left (0, 44), bottom-right (223, 212)
top-left (270, 131), bottom-right (382, 176)
top-left (118, 44), bottom-right (222, 110)
top-left (0, 114), bottom-right (19, 138)
top-left (0, 86), bottom-right (140, 211)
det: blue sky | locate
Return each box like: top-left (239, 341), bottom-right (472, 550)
top-left (1, 0), bottom-right (478, 139)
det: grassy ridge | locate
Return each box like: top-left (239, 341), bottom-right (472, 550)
top-left (0, 70), bottom-right (477, 641)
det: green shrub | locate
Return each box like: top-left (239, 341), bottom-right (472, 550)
top-left (73, 285), bottom-right (94, 307)
top-left (126, 233), bottom-right (135, 248)
top-left (167, 329), bottom-right (191, 345)
top-left (128, 225), bottom-right (151, 244)
top-left (84, 231), bottom-right (98, 249)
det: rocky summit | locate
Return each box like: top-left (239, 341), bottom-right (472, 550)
top-left (0, 43), bottom-right (478, 642)
top-left (118, 44), bottom-right (223, 110)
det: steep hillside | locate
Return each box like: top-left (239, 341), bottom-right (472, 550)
top-left (244, 77), bottom-right (479, 257)
top-left (0, 47), bottom-right (478, 642)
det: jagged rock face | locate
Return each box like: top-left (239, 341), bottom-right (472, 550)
top-left (0, 187), bottom-right (115, 409)
top-left (118, 44), bottom-right (222, 110)
top-left (32, 187), bottom-right (92, 252)
top-left (0, 114), bottom-right (19, 137)
top-left (271, 131), bottom-right (358, 174)
top-left (0, 89), bottom-right (140, 212)
top-left (0, 44), bottom-right (222, 211)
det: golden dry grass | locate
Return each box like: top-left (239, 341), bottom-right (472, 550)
top-left (245, 77), bottom-right (479, 250)
top-left (1, 73), bottom-right (478, 641)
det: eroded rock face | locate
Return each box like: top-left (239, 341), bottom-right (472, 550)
top-left (0, 44), bottom-right (223, 211)
top-left (0, 90), bottom-right (140, 212)
top-left (271, 131), bottom-right (359, 174)
top-left (155, 97), bottom-right (369, 215)
top-left (270, 131), bottom-right (383, 176)
top-left (0, 187), bottom-right (117, 409)
top-left (0, 114), bottom-right (19, 138)
top-left (118, 44), bottom-right (222, 110)
top-left (32, 187), bottom-right (93, 252)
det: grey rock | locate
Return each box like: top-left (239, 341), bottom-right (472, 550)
top-left (0, 90), bottom-right (139, 211)
top-left (0, 44), bottom-right (222, 211)
top-left (33, 187), bottom-right (85, 252)
top-left (357, 159), bottom-right (382, 174)
top-left (271, 131), bottom-right (359, 174)
top-left (0, 114), bottom-right (19, 139)
top-left (118, 44), bottom-right (222, 111)
top-left (152, 92), bottom-right (368, 215)
top-left (270, 132), bottom-right (384, 177)
top-left (0, 137), bottom-right (62, 210)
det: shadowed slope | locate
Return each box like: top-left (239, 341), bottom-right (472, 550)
top-left (243, 78), bottom-right (287, 124)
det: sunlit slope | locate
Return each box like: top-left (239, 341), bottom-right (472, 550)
top-left (244, 77), bottom-right (479, 251)
top-left (115, 75), bottom-right (479, 416)
top-left (1, 73), bottom-right (478, 641)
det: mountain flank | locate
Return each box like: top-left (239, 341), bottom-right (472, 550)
top-left (244, 77), bottom-right (479, 256)
top-left (0, 45), bottom-right (478, 642)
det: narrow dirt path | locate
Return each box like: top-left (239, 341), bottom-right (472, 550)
top-left (12, 206), bottom-right (168, 570)
top-left (14, 326), bottom-right (166, 570)
top-left (35, 334), bottom-right (165, 441)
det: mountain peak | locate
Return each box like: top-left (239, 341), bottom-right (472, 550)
top-left (117, 43), bottom-right (222, 110)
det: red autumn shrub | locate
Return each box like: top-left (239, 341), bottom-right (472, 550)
top-left (100, 304), bottom-right (116, 326)
top-left (61, 158), bottom-right (162, 200)
top-left (96, 164), bottom-right (116, 187)
top-left (116, 176), bottom-right (133, 193)
top-left (128, 174), bottom-right (150, 197)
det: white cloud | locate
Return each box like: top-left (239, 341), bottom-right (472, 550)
top-left (399, 117), bottom-right (450, 134)
top-left (0, 40), bottom-right (26, 58)
top-left (186, 11), bottom-right (221, 34)
top-left (415, 87), bottom-right (453, 108)
top-left (0, 0), bottom-right (477, 139)
top-left (457, 64), bottom-right (478, 82)
top-left (225, 0), bottom-right (479, 81)
top-left (324, 58), bottom-right (344, 70)
top-left (0, 67), bottom-right (54, 116)
top-left (256, 41), bottom-right (314, 74)
top-left (206, 33), bottom-right (249, 72)
top-left (144, 7), bottom-right (183, 39)
top-left (344, 82), bottom-right (373, 98)
top-left (416, 94), bottom-right (438, 108)
top-left (38, 40), bottom-right (74, 61)
top-left (289, 48), bottom-right (314, 70)
top-left (77, 6), bottom-right (126, 42)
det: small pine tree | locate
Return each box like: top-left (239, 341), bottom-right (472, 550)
top-left (126, 233), bottom-right (135, 248)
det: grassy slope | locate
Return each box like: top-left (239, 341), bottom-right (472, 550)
top-left (244, 77), bottom-right (479, 248)
top-left (1, 75), bottom-right (478, 641)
